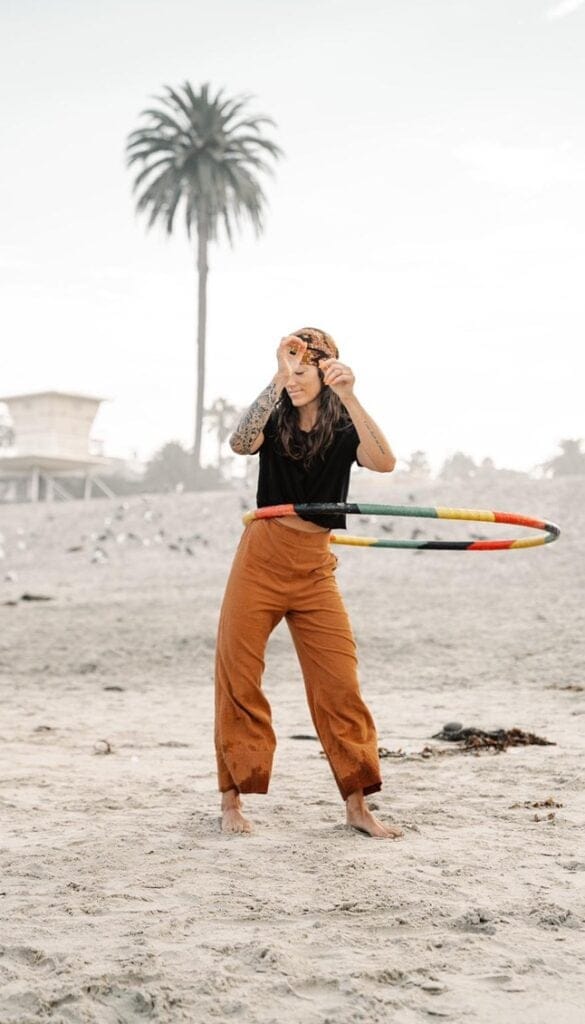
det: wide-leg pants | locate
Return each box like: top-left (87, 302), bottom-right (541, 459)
top-left (214, 518), bottom-right (382, 800)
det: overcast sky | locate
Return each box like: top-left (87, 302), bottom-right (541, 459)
top-left (1, 0), bottom-right (583, 473)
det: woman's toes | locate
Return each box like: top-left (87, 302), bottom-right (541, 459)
top-left (221, 808), bottom-right (253, 834)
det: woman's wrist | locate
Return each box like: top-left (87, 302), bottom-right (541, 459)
top-left (339, 391), bottom-right (359, 411)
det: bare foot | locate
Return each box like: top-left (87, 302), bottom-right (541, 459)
top-left (221, 789), bottom-right (253, 834)
top-left (346, 790), bottom-right (404, 840)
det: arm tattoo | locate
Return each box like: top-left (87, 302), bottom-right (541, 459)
top-left (351, 407), bottom-right (388, 457)
top-left (363, 421), bottom-right (387, 456)
top-left (230, 381), bottom-right (280, 453)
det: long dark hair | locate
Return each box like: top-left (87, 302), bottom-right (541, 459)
top-left (274, 326), bottom-right (352, 467)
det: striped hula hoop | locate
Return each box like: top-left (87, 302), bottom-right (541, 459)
top-left (242, 503), bottom-right (561, 551)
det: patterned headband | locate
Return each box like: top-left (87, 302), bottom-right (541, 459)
top-left (292, 331), bottom-right (339, 365)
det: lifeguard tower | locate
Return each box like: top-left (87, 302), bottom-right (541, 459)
top-left (0, 391), bottom-right (116, 501)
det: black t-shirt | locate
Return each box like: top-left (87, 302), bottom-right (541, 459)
top-left (255, 412), bottom-right (361, 529)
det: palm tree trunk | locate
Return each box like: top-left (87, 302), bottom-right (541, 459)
top-left (193, 215), bottom-right (208, 471)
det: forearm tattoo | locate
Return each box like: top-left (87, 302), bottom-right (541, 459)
top-left (349, 405), bottom-right (388, 456)
top-left (348, 401), bottom-right (392, 463)
top-left (362, 419), bottom-right (387, 456)
top-left (230, 381), bottom-right (280, 453)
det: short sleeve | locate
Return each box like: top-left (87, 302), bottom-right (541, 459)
top-left (253, 412), bottom-right (276, 456)
top-left (347, 423), bottom-right (361, 466)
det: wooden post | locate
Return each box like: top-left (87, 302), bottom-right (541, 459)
top-left (30, 466), bottom-right (40, 502)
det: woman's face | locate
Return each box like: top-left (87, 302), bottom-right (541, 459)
top-left (286, 363), bottom-right (323, 408)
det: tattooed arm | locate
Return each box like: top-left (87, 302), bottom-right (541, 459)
top-left (229, 376), bottom-right (287, 454)
top-left (343, 396), bottom-right (396, 472)
top-left (229, 335), bottom-right (309, 455)
top-left (320, 357), bottom-right (396, 473)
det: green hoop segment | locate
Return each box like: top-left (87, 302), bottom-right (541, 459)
top-left (242, 503), bottom-right (560, 551)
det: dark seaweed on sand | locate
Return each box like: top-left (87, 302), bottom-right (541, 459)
top-left (432, 724), bottom-right (555, 750)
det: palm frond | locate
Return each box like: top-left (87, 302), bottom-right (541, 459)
top-left (135, 167), bottom-right (180, 226)
top-left (126, 138), bottom-right (178, 165)
top-left (129, 156), bottom-right (174, 193)
top-left (161, 85), bottom-right (195, 123)
top-left (139, 108), bottom-right (186, 130)
top-left (164, 182), bottom-right (183, 235)
top-left (225, 114), bottom-right (278, 133)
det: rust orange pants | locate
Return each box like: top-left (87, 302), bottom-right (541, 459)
top-left (214, 518), bottom-right (382, 800)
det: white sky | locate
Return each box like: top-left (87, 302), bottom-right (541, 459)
top-left (0, 0), bottom-right (583, 473)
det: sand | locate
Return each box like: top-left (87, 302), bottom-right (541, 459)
top-left (0, 472), bottom-right (584, 1023)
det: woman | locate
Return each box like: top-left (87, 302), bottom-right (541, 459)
top-left (215, 327), bottom-right (404, 840)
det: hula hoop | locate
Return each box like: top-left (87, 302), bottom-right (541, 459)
top-left (242, 503), bottom-right (560, 551)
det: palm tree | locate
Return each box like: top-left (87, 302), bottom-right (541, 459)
top-left (204, 397), bottom-right (241, 476)
top-left (126, 82), bottom-right (282, 473)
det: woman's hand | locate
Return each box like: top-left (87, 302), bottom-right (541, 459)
top-left (276, 335), bottom-right (307, 380)
top-left (320, 357), bottom-right (355, 400)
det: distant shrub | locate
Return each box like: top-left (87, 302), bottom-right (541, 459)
top-left (142, 441), bottom-right (226, 493)
top-left (541, 439), bottom-right (585, 478)
top-left (439, 451), bottom-right (477, 481)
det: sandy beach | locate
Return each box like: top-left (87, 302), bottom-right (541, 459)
top-left (1, 472), bottom-right (584, 1023)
